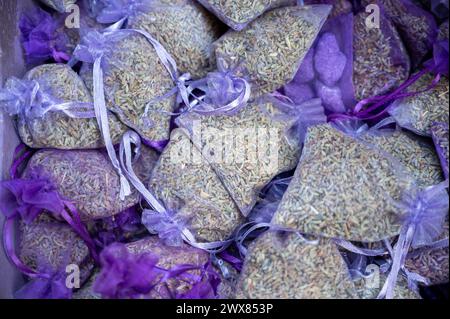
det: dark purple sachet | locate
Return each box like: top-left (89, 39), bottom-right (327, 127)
top-left (379, 0), bottom-right (438, 68)
top-left (19, 7), bottom-right (70, 65)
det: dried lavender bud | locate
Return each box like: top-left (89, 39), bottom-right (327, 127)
top-left (38, 0), bottom-right (77, 12)
top-left (177, 101), bottom-right (300, 215)
top-left (360, 130), bottom-right (443, 187)
top-left (314, 32), bottom-right (347, 86)
top-left (196, 0), bottom-right (296, 31)
top-left (431, 122), bottom-right (449, 179)
top-left (22, 147), bottom-right (159, 221)
top-left (283, 82), bottom-right (315, 105)
top-left (127, 0), bottom-right (224, 79)
top-left (20, 219), bottom-right (92, 278)
top-left (315, 80), bottom-right (346, 113)
top-left (235, 232), bottom-right (359, 299)
top-left (272, 124), bottom-right (412, 242)
top-left (353, 10), bottom-right (410, 101)
top-left (389, 75), bottom-right (449, 136)
top-left (79, 33), bottom-right (176, 143)
top-left (17, 64), bottom-right (127, 149)
top-left (124, 236), bottom-right (210, 299)
top-left (149, 129), bottom-right (244, 242)
top-left (353, 271), bottom-right (421, 299)
top-left (292, 47), bottom-right (316, 84)
top-left (214, 5), bottom-right (331, 98)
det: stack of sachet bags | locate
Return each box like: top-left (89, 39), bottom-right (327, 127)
top-left (0, 0), bottom-right (448, 299)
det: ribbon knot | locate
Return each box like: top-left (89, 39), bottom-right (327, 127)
top-left (180, 69), bottom-right (251, 116)
top-left (378, 180), bottom-right (449, 299)
top-left (0, 78), bottom-right (57, 120)
top-left (73, 31), bottom-right (111, 65)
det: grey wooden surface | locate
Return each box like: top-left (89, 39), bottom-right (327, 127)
top-left (0, 0), bottom-right (35, 299)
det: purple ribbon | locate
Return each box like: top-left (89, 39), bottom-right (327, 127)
top-left (378, 180), bottom-right (449, 299)
top-left (328, 64), bottom-right (442, 122)
top-left (9, 144), bottom-right (34, 180)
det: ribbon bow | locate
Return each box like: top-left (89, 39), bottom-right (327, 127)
top-left (378, 180), bottom-right (449, 299)
top-left (0, 77), bottom-right (97, 121)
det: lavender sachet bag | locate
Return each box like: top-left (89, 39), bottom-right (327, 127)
top-left (75, 29), bottom-right (179, 147)
top-left (195, 0), bottom-right (296, 31)
top-left (379, 0), bottom-right (438, 67)
top-left (15, 216), bottom-right (95, 299)
top-left (388, 74), bottom-right (449, 136)
top-left (92, 237), bottom-right (220, 299)
top-left (235, 232), bottom-right (359, 299)
top-left (0, 64), bottom-right (127, 149)
top-left (18, 147), bottom-right (157, 221)
top-left (352, 3), bottom-right (411, 101)
top-left (213, 4), bottom-right (331, 98)
top-left (147, 129), bottom-right (244, 243)
top-left (281, 12), bottom-right (356, 113)
top-left (271, 121), bottom-right (443, 242)
top-left (177, 95), bottom-right (326, 216)
top-left (96, 0), bottom-right (224, 79)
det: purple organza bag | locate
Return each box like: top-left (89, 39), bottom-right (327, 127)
top-left (352, 2), bottom-right (411, 101)
top-left (15, 217), bottom-right (95, 299)
top-left (19, 7), bottom-right (71, 65)
top-left (92, 237), bottom-right (220, 299)
top-left (0, 64), bottom-right (127, 149)
top-left (235, 231), bottom-right (359, 298)
top-left (95, 0), bottom-right (224, 79)
top-left (281, 12), bottom-right (356, 113)
top-left (17, 147), bottom-right (158, 221)
top-left (271, 120), bottom-right (443, 242)
top-left (146, 129), bottom-right (244, 243)
top-left (431, 122), bottom-right (449, 179)
top-left (176, 95), bottom-right (326, 216)
top-left (379, 0), bottom-right (438, 68)
top-left (38, 0), bottom-right (77, 13)
top-left (195, 0), bottom-right (296, 31)
top-left (75, 30), bottom-right (178, 146)
top-left (213, 4), bottom-right (331, 99)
